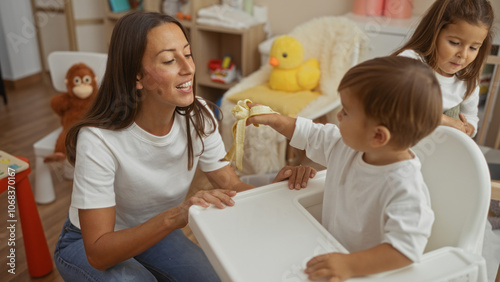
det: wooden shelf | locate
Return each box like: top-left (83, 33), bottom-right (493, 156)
top-left (197, 75), bottom-right (237, 90)
top-left (196, 23), bottom-right (255, 34)
top-left (106, 11), bottom-right (130, 21)
top-left (192, 21), bottom-right (265, 102)
top-left (178, 19), bottom-right (193, 29)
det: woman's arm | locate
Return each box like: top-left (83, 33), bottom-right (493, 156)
top-left (205, 164), bottom-right (317, 192)
top-left (205, 164), bottom-right (253, 192)
top-left (79, 189), bottom-right (236, 271)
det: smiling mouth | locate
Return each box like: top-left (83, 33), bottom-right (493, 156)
top-left (176, 81), bottom-right (192, 91)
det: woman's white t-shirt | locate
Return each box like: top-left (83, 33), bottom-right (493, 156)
top-left (69, 106), bottom-right (229, 231)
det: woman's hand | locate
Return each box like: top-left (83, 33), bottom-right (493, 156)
top-left (173, 189), bottom-right (237, 229)
top-left (305, 253), bottom-right (353, 282)
top-left (273, 165), bottom-right (317, 190)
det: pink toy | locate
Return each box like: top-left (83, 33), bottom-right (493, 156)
top-left (384, 0), bottom-right (414, 19)
top-left (352, 0), bottom-right (384, 16)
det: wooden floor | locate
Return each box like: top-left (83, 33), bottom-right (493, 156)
top-left (0, 74), bottom-right (212, 281)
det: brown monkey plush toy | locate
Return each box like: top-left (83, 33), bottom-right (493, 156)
top-left (44, 63), bottom-right (98, 162)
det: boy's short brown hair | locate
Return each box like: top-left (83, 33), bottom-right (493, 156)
top-left (338, 56), bottom-right (442, 149)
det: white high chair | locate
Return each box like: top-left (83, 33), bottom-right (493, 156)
top-left (33, 51), bottom-right (107, 204)
top-left (189, 126), bottom-right (491, 281)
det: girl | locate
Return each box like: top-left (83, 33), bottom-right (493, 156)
top-left (393, 0), bottom-right (495, 137)
top-left (54, 11), bottom-right (315, 281)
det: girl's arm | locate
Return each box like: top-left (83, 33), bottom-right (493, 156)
top-left (441, 114), bottom-right (469, 135)
top-left (459, 114), bottom-right (475, 136)
top-left (440, 114), bottom-right (475, 136)
top-left (305, 243), bottom-right (412, 281)
top-left (79, 189), bottom-right (236, 271)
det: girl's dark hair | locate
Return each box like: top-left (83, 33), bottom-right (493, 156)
top-left (392, 0), bottom-right (495, 99)
top-left (66, 11), bottom-right (217, 170)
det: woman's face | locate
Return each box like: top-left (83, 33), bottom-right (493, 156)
top-left (435, 20), bottom-right (488, 77)
top-left (137, 22), bottom-right (195, 108)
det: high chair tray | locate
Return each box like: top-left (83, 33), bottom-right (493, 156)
top-left (189, 170), bottom-right (347, 281)
top-left (188, 170), bottom-right (486, 281)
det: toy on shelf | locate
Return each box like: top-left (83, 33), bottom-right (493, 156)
top-left (163, 0), bottom-right (191, 20)
top-left (208, 55), bottom-right (237, 84)
top-left (352, 0), bottom-right (384, 16)
top-left (351, 0), bottom-right (414, 19)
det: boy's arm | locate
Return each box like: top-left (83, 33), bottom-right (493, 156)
top-left (305, 243), bottom-right (412, 281)
top-left (246, 110), bottom-right (297, 140)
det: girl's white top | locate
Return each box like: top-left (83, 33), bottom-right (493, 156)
top-left (399, 49), bottom-right (480, 136)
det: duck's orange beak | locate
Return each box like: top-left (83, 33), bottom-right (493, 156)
top-left (269, 57), bottom-right (279, 67)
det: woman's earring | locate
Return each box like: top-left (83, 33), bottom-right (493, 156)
top-left (136, 79), bottom-right (143, 90)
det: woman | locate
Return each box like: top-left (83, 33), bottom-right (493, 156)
top-left (54, 11), bottom-right (315, 281)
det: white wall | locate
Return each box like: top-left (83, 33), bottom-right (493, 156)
top-left (256, 0), bottom-right (500, 36)
top-left (254, 0), bottom-right (351, 35)
top-left (0, 0), bottom-right (42, 80)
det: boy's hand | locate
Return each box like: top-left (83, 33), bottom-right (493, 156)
top-left (305, 244), bottom-right (411, 281)
top-left (305, 253), bottom-right (353, 281)
top-left (245, 103), bottom-right (278, 127)
top-left (273, 165), bottom-right (317, 190)
top-left (245, 103), bottom-right (297, 140)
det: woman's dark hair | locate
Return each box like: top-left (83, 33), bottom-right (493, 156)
top-left (66, 11), bottom-right (217, 170)
top-left (392, 0), bottom-right (495, 100)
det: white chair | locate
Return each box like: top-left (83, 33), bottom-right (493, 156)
top-left (33, 51), bottom-right (107, 204)
top-left (220, 16), bottom-right (369, 175)
top-left (189, 126), bottom-right (491, 281)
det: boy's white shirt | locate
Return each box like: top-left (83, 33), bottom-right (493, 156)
top-left (69, 101), bottom-right (229, 231)
top-left (290, 117), bottom-right (434, 262)
top-left (399, 49), bottom-right (480, 136)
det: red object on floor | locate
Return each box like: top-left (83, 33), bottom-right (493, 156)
top-left (0, 156), bottom-right (53, 277)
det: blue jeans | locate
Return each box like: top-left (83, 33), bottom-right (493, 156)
top-left (54, 218), bottom-right (220, 282)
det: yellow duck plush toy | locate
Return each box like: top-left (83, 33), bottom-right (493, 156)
top-left (268, 35), bottom-right (320, 92)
